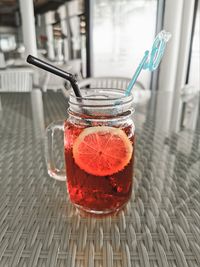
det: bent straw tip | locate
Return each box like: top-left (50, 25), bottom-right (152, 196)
top-left (159, 30), bottom-right (172, 42)
top-left (26, 55), bottom-right (34, 64)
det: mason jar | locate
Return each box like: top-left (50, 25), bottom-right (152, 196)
top-left (46, 88), bottom-right (135, 215)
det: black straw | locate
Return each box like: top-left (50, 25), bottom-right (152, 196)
top-left (27, 55), bottom-right (82, 97)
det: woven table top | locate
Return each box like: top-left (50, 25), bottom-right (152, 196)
top-left (0, 90), bottom-right (199, 267)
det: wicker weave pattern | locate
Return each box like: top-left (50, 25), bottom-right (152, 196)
top-left (0, 92), bottom-right (199, 267)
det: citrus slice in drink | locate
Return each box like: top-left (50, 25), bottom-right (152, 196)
top-left (72, 126), bottom-right (133, 176)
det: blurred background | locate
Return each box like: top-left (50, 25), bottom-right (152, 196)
top-left (0, 0), bottom-right (199, 132)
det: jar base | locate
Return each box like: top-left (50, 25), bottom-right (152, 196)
top-left (74, 202), bottom-right (128, 217)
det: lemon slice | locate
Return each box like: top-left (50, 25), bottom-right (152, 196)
top-left (73, 126), bottom-right (133, 176)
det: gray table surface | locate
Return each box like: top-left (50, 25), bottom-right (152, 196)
top-left (0, 90), bottom-right (200, 267)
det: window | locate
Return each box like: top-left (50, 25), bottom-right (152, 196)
top-left (90, 0), bottom-right (158, 89)
top-left (0, 34), bottom-right (16, 52)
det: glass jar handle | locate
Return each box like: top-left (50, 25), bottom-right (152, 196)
top-left (45, 121), bottom-right (66, 181)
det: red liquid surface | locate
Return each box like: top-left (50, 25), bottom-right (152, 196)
top-left (64, 121), bottom-right (134, 213)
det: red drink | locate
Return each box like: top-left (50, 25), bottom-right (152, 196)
top-left (64, 120), bottom-right (134, 214)
top-left (46, 88), bottom-right (135, 215)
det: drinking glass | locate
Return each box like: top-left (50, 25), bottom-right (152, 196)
top-left (46, 88), bottom-right (135, 215)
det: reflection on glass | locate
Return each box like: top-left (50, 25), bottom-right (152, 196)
top-left (91, 0), bottom-right (157, 89)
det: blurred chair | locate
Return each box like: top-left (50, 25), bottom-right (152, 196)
top-left (41, 59), bottom-right (82, 92)
top-left (0, 52), bottom-right (6, 69)
top-left (180, 84), bottom-right (199, 131)
top-left (78, 77), bottom-right (132, 90)
top-left (0, 68), bottom-right (33, 92)
top-left (77, 77), bottom-right (150, 104)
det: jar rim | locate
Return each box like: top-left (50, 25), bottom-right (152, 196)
top-left (69, 88), bottom-right (133, 103)
top-left (68, 88), bottom-right (134, 116)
